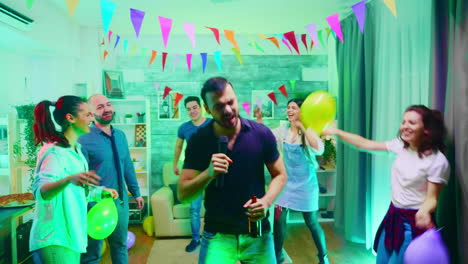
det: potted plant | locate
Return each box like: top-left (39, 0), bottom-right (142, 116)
top-left (136, 112), bottom-right (146, 123)
top-left (124, 114), bottom-right (133, 123)
top-left (317, 135), bottom-right (336, 170)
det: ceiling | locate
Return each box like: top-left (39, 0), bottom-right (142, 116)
top-left (45, 0), bottom-right (360, 35)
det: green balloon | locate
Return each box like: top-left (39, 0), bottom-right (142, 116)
top-left (87, 198), bottom-right (118, 240)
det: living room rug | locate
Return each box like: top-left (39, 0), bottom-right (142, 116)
top-left (146, 238), bottom-right (292, 264)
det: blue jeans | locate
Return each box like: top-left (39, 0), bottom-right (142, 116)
top-left (33, 246), bottom-right (80, 264)
top-left (376, 222), bottom-right (412, 264)
top-left (199, 231), bottom-right (275, 264)
top-left (80, 200), bottom-right (129, 264)
top-left (190, 194), bottom-right (203, 241)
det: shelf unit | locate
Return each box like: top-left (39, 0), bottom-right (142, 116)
top-left (288, 170), bottom-right (336, 224)
top-left (109, 97), bottom-right (152, 224)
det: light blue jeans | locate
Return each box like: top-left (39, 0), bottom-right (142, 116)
top-left (190, 194), bottom-right (203, 241)
top-left (32, 246), bottom-right (80, 264)
top-left (80, 200), bottom-right (129, 264)
top-left (199, 231), bottom-right (275, 264)
top-left (376, 222), bottom-right (413, 264)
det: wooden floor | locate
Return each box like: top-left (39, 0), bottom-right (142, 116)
top-left (101, 223), bottom-right (375, 264)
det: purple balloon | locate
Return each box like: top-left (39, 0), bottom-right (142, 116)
top-left (404, 228), bottom-right (450, 264)
top-left (126, 231), bottom-right (136, 249)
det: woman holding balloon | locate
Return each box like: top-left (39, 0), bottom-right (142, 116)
top-left (323, 105), bottom-right (450, 264)
top-left (29, 96), bottom-right (118, 264)
top-left (256, 98), bottom-right (330, 264)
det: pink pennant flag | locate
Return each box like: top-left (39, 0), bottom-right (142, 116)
top-left (108, 30), bottom-right (113, 42)
top-left (130, 8), bottom-right (145, 38)
top-left (206, 27), bottom-right (221, 45)
top-left (281, 38), bottom-right (293, 54)
top-left (352, 0), bottom-right (366, 33)
top-left (283, 31), bottom-right (300, 55)
top-left (183, 22), bottom-right (196, 48)
top-left (301, 34), bottom-right (308, 52)
top-left (162, 52), bottom-right (168, 71)
top-left (186, 54), bottom-right (192, 72)
top-left (278, 85), bottom-right (288, 98)
top-left (163, 86), bottom-right (172, 99)
top-left (174, 92), bottom-right (184, 106)
top-left (267, 92), bottom-right (278, 105)
top-left (172, 54), bottom-right (180, 71)
top-left (305, 24), bottom-right (320, 49)
top-left (148, 50), bottom-right (157, 66)
top-left (158, 16), bottom-right (173, 49)
top-left (154, 82), bottom-right (161, 94)
top-left (326, 13), bottom-right (344, 43)
top-left (242, 102), bottom-right (251, 116)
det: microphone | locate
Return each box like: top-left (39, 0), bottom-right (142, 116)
top-left (216, 136), bottom-right (228, 188)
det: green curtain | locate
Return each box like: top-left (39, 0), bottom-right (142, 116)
top-left (335, 0), bottom-right (434, 248)
top-left (432, 0), bottom-right (468, 263)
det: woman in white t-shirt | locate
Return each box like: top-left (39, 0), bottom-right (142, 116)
top-left (256, 98), bottom-right (329, 264)
top-left (323, 105), bottom-right (450, 264)
top-left (30, 96), bottom-right (118, 264)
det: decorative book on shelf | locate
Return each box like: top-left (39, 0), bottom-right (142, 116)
top-left (135, 124), bottom-right (147, 147)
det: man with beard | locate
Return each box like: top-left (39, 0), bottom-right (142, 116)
top-left (178, 77), bottom-right (287, 263)
top-left (173, 96), bottom-right (212, 252)
top-left (79, 94), bottom-right (143, 264)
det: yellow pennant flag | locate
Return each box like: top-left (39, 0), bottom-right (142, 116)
top-left (232, 48), bottom-right (243, 65)
top-left (66, 0), bottom-right (80, 17)
top-left (384, 0), bottom-right (397, 17)
top-left (129, 44), bottom-right (137, 56)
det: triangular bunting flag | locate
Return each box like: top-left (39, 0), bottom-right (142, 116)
top-left (242, 102), bottom-right (251, 116)
top-left (172, 54), bottom-right (180, 71)
top-left (325, 27), bottom-right (331, 37)
top-left (266, 37), bottom-right (280, 49)
top-left (224, 30), bottom-right (239, 51)
top-left (213, 51), bottom-right (222, 71)
top-left (148, 50), bottom-right (157, 66)
top-left (183, 22), bottom-right (196, 48)
top-left (163, 86), bottom-right (172, 99)
top-left (305, 24), bottom-right (320, 49)
top-left (174, 92), bottom-right (184, 106)
top-left (352, 0), bottom-right (366, 33)
top-left (384, 0), bottom-right (397, 17)
top-left (114, 35), bottom-right (120, 49)
top-left (186, 54), bottom-right (192, 72)
top-left (281, 38), bottom-right (293, 54)
top-left (129, 44), bottom-right (137, 56)
top-left (103, 50), bottom-right (109, 61)
top-left (278, 85), bottom-right (288, 98)
top-left (108, 30), bottom-right (112, 42)
top-left (301, 34), bottom-right (308, 52)
top-left (267, 92), bottom-right (278, 105)
top-left (66, 0), bottom-right (80, 17)
top-left (283, 31), bottom-right (300, 55)
top-left (100, 0), bottom-right (116, 33)
top-left (154, 82), bottom-right (161, 94)
top-left (200, 53), bottom-right (208, 73)
top-left (141, 48), bottom-right (147, 59)
top-left (123, 40), bottom-right (128, 55)
top-left (326, 13), bottom-right (344, 43)
top-left (26, 0), bottom-right (35, 9)
top-left (206, 27), bottom-right (221, 45)
top-left (232, 48), bottom-right (243, 65)
top-left (162, 52), bottom-right (168, 71)
top-left (158, 16), bottom-right (173, 49)
top-left (258, 34), bottom-right (267, 40)
top-left (310, 40), bottom-right (314, 51)
top-left (289, 80), bottom-right (296, 91)
top-left (318, 30), bottom-right (326, 47)
top-left (130, 8), bottom-right (145, 38)
top-left (100, 38), bottom-right (105, 45)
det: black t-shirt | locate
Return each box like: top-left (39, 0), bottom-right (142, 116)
top-left (183, 118), bottom-right (280, 234)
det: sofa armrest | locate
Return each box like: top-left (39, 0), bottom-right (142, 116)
top-left (151, 187), bottom-right (175, 234)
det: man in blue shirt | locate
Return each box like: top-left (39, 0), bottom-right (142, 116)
top-left (79, 94), bottom-right (144, 264)
top-left (173, 96), bottom-right (212, 252)
top-left (178, 77), bottom-right (287, 263)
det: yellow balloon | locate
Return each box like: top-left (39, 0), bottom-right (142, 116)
top-left (142, 216), bottom-right (154, 236)
top-left (300, 91), bottom-right (336, 134)
top-left (101, 240), bottom-right (107, 255)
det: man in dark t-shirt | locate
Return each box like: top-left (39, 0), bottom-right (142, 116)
top-left (178, 77), bottom-right (287, 264)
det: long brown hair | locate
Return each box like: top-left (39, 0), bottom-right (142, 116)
top-left (33, 95), bottom-right (84, 148)
top-left (288, 98), bottom-right (311, 160)
top-left (398, 105), bottom-right (447, 157)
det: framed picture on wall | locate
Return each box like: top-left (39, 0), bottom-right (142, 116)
top-left (102, 70), bottom-right (125, 99)
top-left (251, 90), bottom-right (274, 119)
top-left (158, 92), bottom-right (180, 120)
